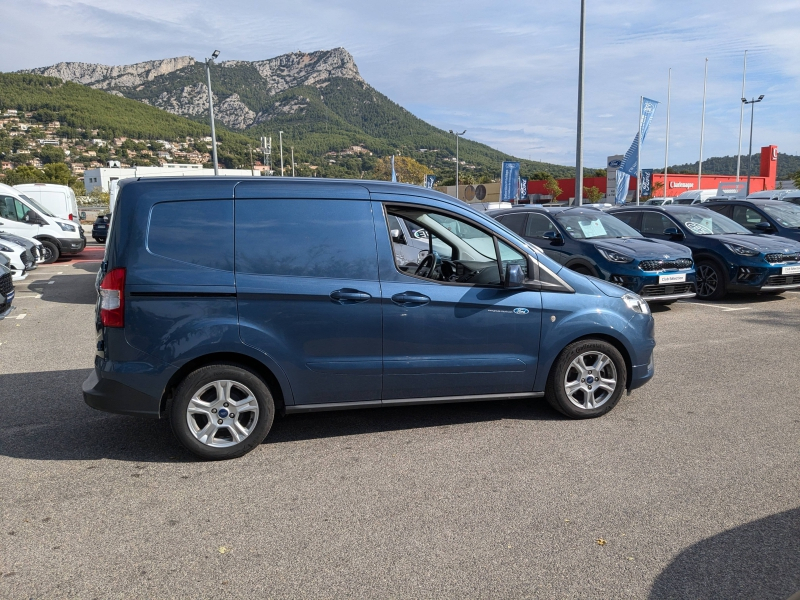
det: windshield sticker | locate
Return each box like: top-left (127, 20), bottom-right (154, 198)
top-left (578, 219), bottom-right (607, 238)
top-left (685, 221), bottom-right (712, 235)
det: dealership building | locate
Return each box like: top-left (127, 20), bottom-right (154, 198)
top-left (526, 145), bottom-right (779, 202)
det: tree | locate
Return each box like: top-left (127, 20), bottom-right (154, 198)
top-left (583, 186), bottom-right (604, 202)
top-left (42, 162), bottom-right (72, 185)
top-left (544, 176), bottom-right (563, 201)
top-left (592, 169), bottom-right (607, 178)
top-left (3, 165), bottom-right (45, 185)
top-left (792, 171), bottom-right (800, 189)
top-left (40, 145), bottom-right (66, 164)
top-left (372, 156), bottom-right (432, 185)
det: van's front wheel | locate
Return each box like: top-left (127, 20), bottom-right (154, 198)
top-left (40, 240), bottom-right (59, 264)
top-left (170, 365), bottom-right (275, 460)
top-left (545, 339), bottom-right (626, 419)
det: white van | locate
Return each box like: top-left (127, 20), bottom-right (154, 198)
top-left (14, 183), bottom-right (79, 222)
top-left (0, 183), bottom-right (85, 263)
top-left (674, 189), bottom-right (719, 204)
top-left (747, 189), bottom-right (788, 201)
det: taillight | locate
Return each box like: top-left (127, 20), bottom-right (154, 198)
top-left (100, 268), bottom-right (125, 327)
top-left (69, 214), bottom-right (74, 221)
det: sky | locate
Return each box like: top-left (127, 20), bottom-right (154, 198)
top-left (2, 0), bottom-right (800, 169)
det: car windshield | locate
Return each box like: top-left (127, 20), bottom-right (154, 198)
top-left (554, 211), bottom-right (643, 240)
top-left (669, 208), bottom-right (751, 235)
top-left (19, 194), bottom-right (56, 218)
top-left (673, 197), bottom-right (695, 205)
top-left (762, 203), bottom-right (800, 228)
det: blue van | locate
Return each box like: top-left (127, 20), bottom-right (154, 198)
top-left (488, 206), bottom-right (696, 303)
top-left (83, 178), bottom-right (656, 459)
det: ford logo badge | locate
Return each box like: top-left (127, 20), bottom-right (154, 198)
top-left (513, 308), bottom-right (529, 315)
top-left (608, 159), bottom-right (622, 168)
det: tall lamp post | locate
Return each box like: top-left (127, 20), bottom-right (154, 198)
top-left (204, 50), bottom-right (220, 175)
top-left (574, 0), bottom-right (586, 206)
top-left (449, 129), bottom-right (466, 199)
top-left (279, 131), bottom-right (284, 177)
top-left (742, 94), bottom-right (764, 196)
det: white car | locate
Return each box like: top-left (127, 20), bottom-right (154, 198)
top-left (0, 236), bottom-right (34, 280)
top-left (0, 183), bottom-right (85, 263)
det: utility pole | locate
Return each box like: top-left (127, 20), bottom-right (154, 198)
top-left (204, 50), bottom-right (220, 176)
top-left (698, 58), bottom-right (708, 191)
top-left (664, 68), bottom-right (671, 199)
top-left (291, 147), bottom-right (295, 177)
top-left (449, 129), bottom-right (466, 199)
top-left (575, 0), bottom-right (586, 206)
top-left (743, 95), bottom-right (765, 196)
top-left (736, 51), bottom-right (748, 181)
top-left (279, 131), bottom-right (284, 177)
top-left (636, 96), bottom-right (642, 205)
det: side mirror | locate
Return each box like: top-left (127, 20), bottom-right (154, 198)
top-left (504, 264), bottom-right (525, 289)
top-left (390, 228), bottom-right (405, 244)
top-left (663, 227), bottom-right (684, 239)
top-left (755, 221), bottom-right (774, 232)
top-left (23, 212), bottom-right (31, 223)
top-left (542, 230), bottom-right (564, 245)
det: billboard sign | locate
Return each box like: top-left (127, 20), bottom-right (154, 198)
top-left (500, 161), bottom-right (520, 202)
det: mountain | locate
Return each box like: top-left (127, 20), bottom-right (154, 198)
top-left (19, 49), bottom-right (575, 180)
top-left (666, 153), bottom-right (800, 180)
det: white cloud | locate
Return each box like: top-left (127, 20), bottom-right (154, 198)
top-left (3, 0), bottom-right (799, 165)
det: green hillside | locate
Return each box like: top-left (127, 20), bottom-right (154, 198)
top-left (666, 153), bottom-right (800, 180)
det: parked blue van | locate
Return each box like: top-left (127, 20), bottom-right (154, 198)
top-left (488, 206), bottom-right (697, 303)
top-left (84, 178), bottom-right (656, 459)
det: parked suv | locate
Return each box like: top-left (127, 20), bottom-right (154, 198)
top-left (92, 213), bottom-right (111, 243)
top-left (84, 177), bottom-right (656, 459)
top-left (610, 205), bottom-right (800, 299)
top-left (489, 206), bottom-right (696, 303)
top-left (705, 198), bottom-right (800, 243)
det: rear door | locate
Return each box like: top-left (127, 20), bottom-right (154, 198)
top-left (234, 182), bottom-right (383, 406)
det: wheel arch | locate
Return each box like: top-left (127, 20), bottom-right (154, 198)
top-left (160, 352), bottom-right (287, 417)
top-left (564, 258), bottom-right (599, 277)
top-left (543, 332), bottom-right (634, 391)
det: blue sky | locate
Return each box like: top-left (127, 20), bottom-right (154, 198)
top-left (3, 0), bottom-right (799, 169)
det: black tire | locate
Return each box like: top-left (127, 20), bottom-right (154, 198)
top-left (40, 240), bottom-right (59, 264)
top-left (695, 260), bottom-right (726, 300)
top-left (570, 265), bottom-right (594, 277)
top-left (170, 364), bottom-right (275, 460)
top-left (545, 339), bottom-right (627, 419)
top-left (97, 237), bottom-right (106, 244)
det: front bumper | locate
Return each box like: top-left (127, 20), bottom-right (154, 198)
top-left (725, 264), bottom-right (800, 293)
top-left (56, 236), bottom-right (86, 255)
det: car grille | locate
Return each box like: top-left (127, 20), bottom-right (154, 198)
top-left (0, 271), bottom-right (13, 298)
top-left (640, 283), bottom-right (696, 297)
top-left (639, 258), bottom-right (693, 271)
top-left (765, 253), bottom-right (800, 264)
top-left (766, 274), bottom-right (800, 286)
top-left (21, 250), bottom-right (34, 270)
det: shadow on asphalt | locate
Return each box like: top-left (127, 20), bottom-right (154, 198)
top-left (0, 369), bottom-right (559, 462)
top-left (24, 273), bottom-right (98, 305)
top-left (649, 507), bottom-right (800, 600)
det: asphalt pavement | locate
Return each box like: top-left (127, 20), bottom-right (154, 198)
top-left (1, 246), bottom-right (799, 599)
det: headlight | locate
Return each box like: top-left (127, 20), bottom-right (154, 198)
top-left (623, 292), bottom-right (650, 314)
top-left (597, 248), bottom-right (634, 263)
top-left (0, 244), bottom-right (13, 252)
top-left (723, 242), bottom-right (759, 257)
top-left (57, 222), bottom-right (76, 232)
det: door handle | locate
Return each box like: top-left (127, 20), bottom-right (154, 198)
top-left (391, 292), bottom-right (430, 306)
top-left (329, 289), bottom-right (371, 304)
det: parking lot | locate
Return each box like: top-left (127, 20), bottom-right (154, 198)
top-left (1, 244), bottom-right (799, 599)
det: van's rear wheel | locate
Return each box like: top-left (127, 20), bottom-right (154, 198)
top-left (40, 240), bottom-right (59, 264)
top-left (545, 339), bottom-right (626, 419)
top-left (170, 364), bottom-right (275, 460)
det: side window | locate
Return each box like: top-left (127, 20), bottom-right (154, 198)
top-left (612, 211), bottom-right (640, 229)
top-left (236, 199), bottom-right (378, 280)
top-left (731, 206), bottom-right (766, 230)
top-left (640, 212), bottom-right (675, 235)
top-left (148, 200), bottom-right (234, 271)
top-left (14, 199), bottom-right (28, 221)
top-left (498, 213), bottom-right (527, 235)
top-left (524, 213), bottom-right (558, 238)
top-left (387, 208), bottom-right (527, 286)
top-left (0, 197), bottom-right (19, 221)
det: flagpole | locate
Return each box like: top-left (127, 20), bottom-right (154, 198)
top-left (664, 69), bottom-right (671, 199)
top-left (574, 0), bottom-right (586, 206)
top-left (736, 51), bottom-right (747, 181)
top-left (698, 58), bottom-right (708, 191)
top-left (636, 96), bottom-right (642, 205)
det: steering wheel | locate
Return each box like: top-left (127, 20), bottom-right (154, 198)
top-left (414, 251), bottom-right (441, 280)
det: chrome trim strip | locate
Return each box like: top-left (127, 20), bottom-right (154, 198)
top-left (285, 391), bottom-right (544, 414)
top-left (643, 292), bottom-right (697, 302)
top-left (760, 283), bottom-right (800, 291)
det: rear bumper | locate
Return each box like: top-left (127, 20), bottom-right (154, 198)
top-left (82, 368), bottom-right (162, 418)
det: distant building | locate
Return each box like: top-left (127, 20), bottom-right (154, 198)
top-left (83, 163), bottom-right (263, 193)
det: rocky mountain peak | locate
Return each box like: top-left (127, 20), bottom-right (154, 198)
top-left (22, 56), bottom-right (196, 88)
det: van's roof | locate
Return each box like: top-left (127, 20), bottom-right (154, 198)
top-left (14, 183), bottom-right (72, 191)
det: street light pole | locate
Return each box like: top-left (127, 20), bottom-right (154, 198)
top-left (663, 68), bottom-right (671, 199)
top-left (291, 146), bottom-right (295, 177)
top-left (698, 58), bottom-right (708, 192)
top-left (204, 50), bottom-right (220, 176)
top-left (449, 129), bottom-right (466, 199)
top-left (279, 131), bottom-right (284, 177)
top-left (575, 0), bottom-right (586, 206)
top-left (743, 94), bottom-right (765, 196)
top-left (736, 51), bottom-right (747, 181)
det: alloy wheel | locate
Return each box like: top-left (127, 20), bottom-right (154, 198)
top-left (563, 351), bottom-right (617, 410)
top-left (696, 264), bottom-right (718, 298)
top-left (185, 380), bottom-right (260, 448)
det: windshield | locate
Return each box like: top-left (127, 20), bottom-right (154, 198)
top-left (555, 211), bottom-right (643, 240)
top-left (762, 204), bottom-right (800, 228)
top-left (673, 197), bottom-right (696, 205)
top-left (669, 208), bottom-right (751, 235)
top-left (19, 194), bottom-right (56, 218)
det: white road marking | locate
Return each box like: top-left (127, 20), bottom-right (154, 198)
top-left (15, 313), bottom-right (26, 320)
top-left (677, 301), bottom-right (751, 312)
top-left (15, 294), bottom-right (42, 299)
top-left (48, 280), bottom-right (55, 285)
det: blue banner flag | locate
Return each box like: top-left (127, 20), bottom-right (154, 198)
top-left (424, 174), bottom-right (436, 189)
top-left (615, 170), bottom-right (630, 205)
top-left (500, 161), bottom-right (520, 202)
top-left (640, 169), bottom-right (653, 196)
top-left (619, 97), bottom-right (659, 177)
top-left (519, 177), bottom-right (528, 202)
top-left (391, 155), bottom-right (397, 182)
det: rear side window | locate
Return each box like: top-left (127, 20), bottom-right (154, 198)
top-left (148, 200), bottom-right (233, 271)
top-left (640, 212), bottom-right (676, 235)
top-left (498, 213), bottom-right (527, 235)
top-left (236, 199), bottom-right (378, 280)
